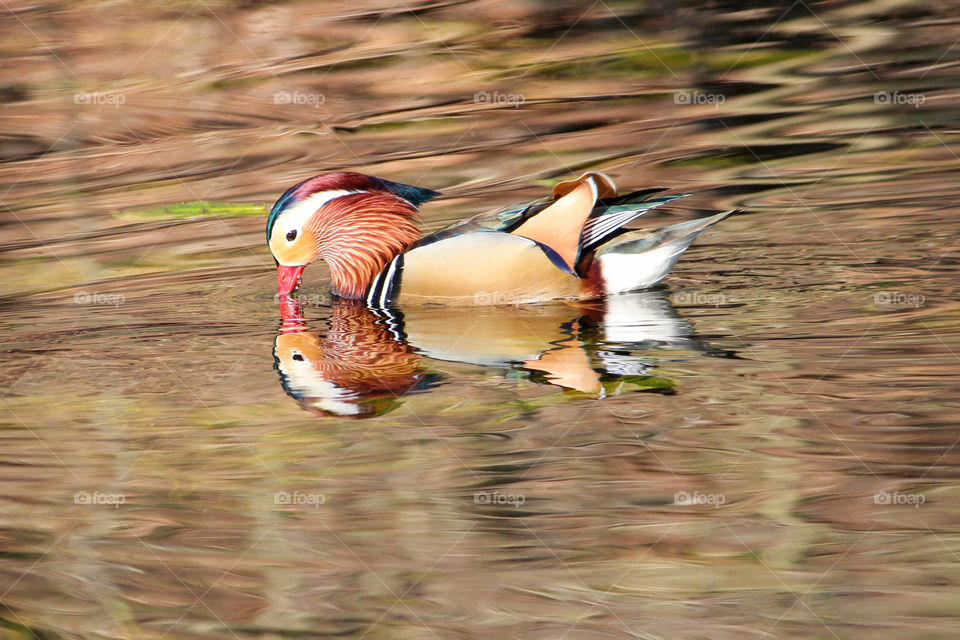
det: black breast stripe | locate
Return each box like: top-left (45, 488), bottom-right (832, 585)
top-left (380, 254), bottom-right (403, 307)
top-left (365, 266), bottom-right (386, 307)
top-left (366, 254), bottom-right (404, 308)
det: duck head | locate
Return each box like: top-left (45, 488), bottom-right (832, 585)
top-left (267, 172), bottom-right (439, 298)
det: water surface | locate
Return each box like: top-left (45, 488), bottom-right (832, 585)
top-left (2, 1), bottom-right (960, 638)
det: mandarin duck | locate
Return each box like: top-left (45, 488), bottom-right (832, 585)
top-left (267, 171), bottom-right (733, 305)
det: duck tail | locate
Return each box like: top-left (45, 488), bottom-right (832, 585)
top-left (591, 209), bottom-right (738, 295)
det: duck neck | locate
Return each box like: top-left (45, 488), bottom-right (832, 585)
top-left (311, 193), bottom-right (420, 300)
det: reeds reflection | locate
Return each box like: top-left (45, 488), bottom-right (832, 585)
top-left (275, 292), bottom-right (726, 417)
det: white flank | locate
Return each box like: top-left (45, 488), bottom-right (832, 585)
top-left (597, 242), bottom-right (686, 294)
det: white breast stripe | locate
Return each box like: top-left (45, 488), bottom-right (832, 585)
top-left (366, 269), bottom-right (384, 306)
top-left (378, 256), bottom-right (400, 307)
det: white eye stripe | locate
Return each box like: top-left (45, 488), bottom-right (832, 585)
top-left (274, 189), bottom-right (359, 243)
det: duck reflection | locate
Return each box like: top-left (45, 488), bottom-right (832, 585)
top-left (274, 292), bottom-right (718, 418)
top-left (276, 297), bottom-right (434, 417)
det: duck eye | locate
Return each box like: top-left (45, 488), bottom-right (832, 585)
top-left (286, 229), bottom-right (297, 242)
top-left (292, 353), bottom-right (304, 362)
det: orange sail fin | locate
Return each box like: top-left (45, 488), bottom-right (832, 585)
top-left (551, 171), bottom-right (617, 200)
top-left (510, 174), bottom-right (605, 271)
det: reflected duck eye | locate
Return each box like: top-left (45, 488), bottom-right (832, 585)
top-left (286, 229), bottom-right (297, 242)
top-left (292, 353), bottom-right (304, 362)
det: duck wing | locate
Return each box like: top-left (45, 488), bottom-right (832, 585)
top-left (416, 173), bottom-right (684, 271)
